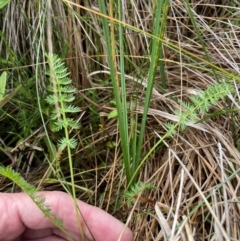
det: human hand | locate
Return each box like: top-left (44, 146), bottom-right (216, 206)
top-left (0, 191), bottom-right (133, 241)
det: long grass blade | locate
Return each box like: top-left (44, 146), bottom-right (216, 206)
top-left (132, 0), bottom-right (167, 185)
top-left (158, 0), bottom-right (170, 89)
top-left (184, 0), bottom-right (218, 80)
top-left (98, 0), bottom-right (131, 183)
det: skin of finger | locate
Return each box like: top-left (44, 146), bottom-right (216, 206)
top-left (20, 235), bottom-right (66, 241)
top-left (21, 228), bottom-right (52, 239)
top-left (0, 191), bottom-right (133, 241)
top-left (0, 193), bottom-right (26, 241)
top-left (42, 191), bottom-right (134, 241)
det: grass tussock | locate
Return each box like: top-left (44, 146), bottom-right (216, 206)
top-left (0, 0), bottom-right (240, 240)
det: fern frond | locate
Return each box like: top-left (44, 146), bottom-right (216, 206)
top-left (179, 112), bottom-right (188, 130)
top-left (50, 106), bottom-right (81, 120)
top-left (181, 100), bottom-right (191, 110)
top-left (57, 93), bottom-right (75, 103)
top-left (64, 105), bottom-right (81, 113)
top-left (45, 77), bottom-right (72, 86)
top-left (50, 110), bottom-right (61, 120)
top-left (45, 53), bottom-right (83, 239)
top-left (58, 137), bottom-right (78, 150)
top-left (45, 94), bottom-right (57, 105)
top-left (164, 122), bottom-right (176, 136)
top-left (187, 106), bottom-right (197, 122)
top-left (45, 53), bottom-right (81, 151)
top-left (171, 81), bottom-right (235, 132)
top-left (53, 118), bottom-right (80, 130)
top-left (0, 166), bottom-right (38, 194)
top-left (190, 82), bottom-right (234, 115)
top-left (56, 77), bottom-right (72, 86)
top-left (46, 54), bottom-right (70, 80)
top-left (59, 86), bottom-right (76, 93)
top-left (47, 83), bottom-right (75, 93)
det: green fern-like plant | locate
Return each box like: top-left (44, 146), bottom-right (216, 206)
top-left (128, 81), bottom-right (235, 185)
top-left (45, 53), bottom-right (81, 151)
top-left (45, 53), bottom-right (85, 240)
top-left (124, 182), bottom-right (155, 207)
top-left (166, 81), bottom-right (235, 133)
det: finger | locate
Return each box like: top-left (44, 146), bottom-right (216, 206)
top-left (0, 192), bottom-right (55, 241)
top-left (42, 191), bottom-right (133, 241)
top-left (21, 235), bottom-right (66, 241)
top-left (22, 228), bottom-right (52, 239)
top-left (1, 191), bottom-right (133, 241)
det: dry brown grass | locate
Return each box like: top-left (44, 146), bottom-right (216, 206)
top-left (0, 1), bottom-right (240, 240)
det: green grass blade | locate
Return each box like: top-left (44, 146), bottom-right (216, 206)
top-left (158, 0), bottom-right (170, 89)
top-left (63, 1), bottom-right (240, 83)
top-left (132, 0), bottom-right (166, 185)
top-left (117, 0), bottom-right (131, 177)
top-left (184, 0), bottom-right (218, 80)
top-left (0, 84), bottom-right (22, 108)
top-left (0, 71), bottom-right (7, 100)
top-left (0, 0), bottom-right (12, 9)
top-left (98, 0), bottom-right (131, 183)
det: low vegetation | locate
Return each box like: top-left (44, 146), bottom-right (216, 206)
top-left (0, 0), bottom-right (240, 240)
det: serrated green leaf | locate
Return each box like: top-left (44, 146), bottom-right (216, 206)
top-left (57, 137), bottom-right (78, 150)
top-left (65, 118), bottom-right (80, 129)
top-left (57, 139), bottom-right (67, 151)
top-left (64, 105), bottom-right (81, 113)
top-left (52, 121), bottom-right (63, 131)
top-left (59, 93), bottom-right (75, 103)
top-left (54, 118), bottom-right (79, 130)
top-left (187, 107), bottom-right (197, 121)
top-left (50, 110), bottom-right (60, 120)
top-left (60, 85), bottom-right (76, 93)
top-left (57, 77), bottom-right (72, 85)
top-left (45, 95), bottom-right (57, 105)
top-left (68, 138), bottom-right (78, 149)
top-left (164, 122), bottom-right (176, 136)
top-left (124, 182), bottom-right (155, 207)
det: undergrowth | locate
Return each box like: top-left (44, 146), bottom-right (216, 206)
top-left (1, 1), bottom-right (240, 241)
top-left (0, 166), bottom-right (73, 237)
top-left (45, 52), bottom-right (84, 239)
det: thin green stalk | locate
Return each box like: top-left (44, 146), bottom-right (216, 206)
top-left (133, 0), bottom-right (165, 183)
top-left (48, 54), bottom-right (84, 240)
top-left (130, 98), bottom-right (137, 178)
top-left (117, 0), bottom-right (131, 182)
top-left (98, 0), bottom-right (131, 183)
top-left (35, 0), bottom-right (56, 181)
top-left (184, 0), bottom-right (218, 81)
top-left (64, 124), bottom-right (83, 240)
top-left (118, 0), bottom-right (129, 168)
top-left (158, 0), bottom-right (170, 89)
top-left (128, 81), bottom-right (235, 187)
top-left (63, 0), bottom-right (240, 83)
top-left (54, 61), bottom-right (86, 241)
